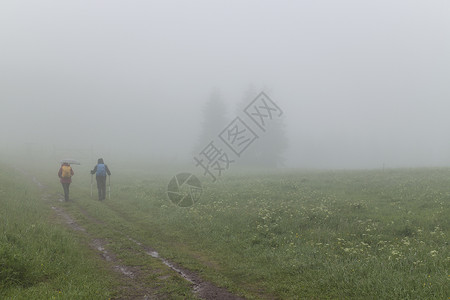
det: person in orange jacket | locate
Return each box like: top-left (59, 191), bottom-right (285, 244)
top-left (58, 162), bottom-right (74, 201)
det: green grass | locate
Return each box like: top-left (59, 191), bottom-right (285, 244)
top-left (0, 165), bottom-right (116, 299)
top-left (78, 167), bottom-right (448, 299)
top-left (2, 161), bottom-right (449, 299)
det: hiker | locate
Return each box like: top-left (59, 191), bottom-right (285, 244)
top-left (90, 158), bottom-right (111, 200)
top-left (58, 162), bottom-right (74, 201)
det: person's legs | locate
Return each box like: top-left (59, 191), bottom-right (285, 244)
top-left (66, 183), bottom-right (70, 201)
top-left (62, 183), bottom-right (70, 201)
top-left (61, 183), bottom-right (65, 200)
top-left (96, 177), bottom-right (102, 200)
top-left (96, 176), bottom-right (106, 200)
top-left (101, 177), bottom-right (107, 200)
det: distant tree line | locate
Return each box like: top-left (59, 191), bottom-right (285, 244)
top-left (195, 86), bottom-right (288, 168)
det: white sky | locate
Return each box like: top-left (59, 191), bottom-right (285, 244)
top-left (1, 1), bottom-right (449, 168)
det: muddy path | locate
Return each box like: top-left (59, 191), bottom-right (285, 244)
top-left (25, 170), bottom-right (245, 300)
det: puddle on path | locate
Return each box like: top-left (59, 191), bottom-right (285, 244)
top-left (128, 237), bottom-right (244, 299)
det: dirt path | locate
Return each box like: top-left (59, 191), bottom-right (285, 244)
top-left (26, 170), bottom-right (245, 300)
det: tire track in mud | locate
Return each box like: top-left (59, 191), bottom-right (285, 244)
top-left (25, 170), bottom-right (245, 300)
top-left (23, 172), bottom-right (158, 299)
top-left (128, 237), bottom-right (244, 300)
top-left (51, 207), bottom-right (151, 298)
top-left (70, 197), bottom-right (245, 300)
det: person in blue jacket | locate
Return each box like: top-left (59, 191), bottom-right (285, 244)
top-left (90, 158), bottom-right (111, 200)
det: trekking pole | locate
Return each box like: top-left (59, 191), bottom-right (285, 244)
top-left (108, 175), bottom-right (111, 200)
top-left (90, 174), bottom-right (93, 198)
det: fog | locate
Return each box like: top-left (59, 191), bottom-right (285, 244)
top-left (1, 0), bottom-right (449, 169)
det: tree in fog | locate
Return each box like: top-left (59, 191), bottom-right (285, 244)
top-left (237, 86), bottom-right (288, 168)
top-left (195, 89), bottom-right (228, 152)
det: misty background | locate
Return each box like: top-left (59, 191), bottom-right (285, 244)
top-left (1, 1), bottom-right (449, 169)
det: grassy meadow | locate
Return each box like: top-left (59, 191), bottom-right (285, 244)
top-left (0, 165), bottom-right (115, 299)
top-left (1, 160), bottom-right (449, 299)
top-left (103, 167), bottom-right (449, 299)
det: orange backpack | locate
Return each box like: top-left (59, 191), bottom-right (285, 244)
top-left (61, 165), bottom-right (72, 178)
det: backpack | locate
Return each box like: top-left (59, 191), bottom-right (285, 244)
top-left (61, 165), bottom-right (72, 178)
top-left (96, 164), bottom-right (106, 176)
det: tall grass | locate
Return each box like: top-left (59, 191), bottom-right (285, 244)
top-left (7, 160), bottom-right (448, 299)
top-left (0, 165), bottom-right (115, 299)
top-left (84, 168), bottom-right (449, 299)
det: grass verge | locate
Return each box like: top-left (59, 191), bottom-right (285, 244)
top-left (0, 165), bottom-right (115, 299)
